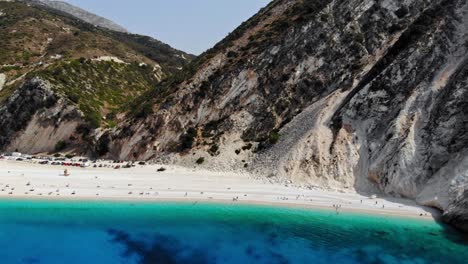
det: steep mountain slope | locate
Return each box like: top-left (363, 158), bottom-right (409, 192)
top-left (38, 0), bottom-right (128, 32)
top-left (0, 0), bottom-right (192, 154)
top-left (107, 0), bottom-right (468, 232)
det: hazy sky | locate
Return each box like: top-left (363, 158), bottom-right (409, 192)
top-left (62, 0), bottom-right (271, 55)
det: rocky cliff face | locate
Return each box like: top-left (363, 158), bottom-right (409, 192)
top-left (444, 188), bottom-right (468, 233)
top-left (0, 78), bottom-right (84, 154)
top-left (106, 0), bottom-right (468, 232)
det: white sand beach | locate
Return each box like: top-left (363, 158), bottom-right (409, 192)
top-left (0, 159), bottom-right (439, 220)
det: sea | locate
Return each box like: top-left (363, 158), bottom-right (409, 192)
top-left (0, 199), bottom-right (466, 264)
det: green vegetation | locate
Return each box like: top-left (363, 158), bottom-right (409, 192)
top-left (235, 143), bottom-right (254, 155)
top-left (268, 131), bottom-right (281, 144)
top-left (0, 1), bottom-right (192, 123)
top-left (54, 140), bottom-right (68, 152)
top-left (209, 144), bottom-right (219, 155)
top-left (226, 51), bottom-right (238, 58)
top-left (0, 65), bottom-right (21, 73)
top-left (0, 1), bottom-right (191, 67)
top-left (196, 157), bottom-right (205, 165)
top-left (178, 127), bottom-right (198, 151)
top-left (109, 32), bottom-right (195, 76)
top-left (0, 83), bottom-right (19, 104)
top-left (133, 102), bottom-right (154, 119)
top-left (285, 0), bottom-right (331, 26)
top-left (126, 0), bottom-right (330, 119)
top-left (242, 143), bottom-right (253, 151)
top-left (202, 119), bottom-right (224, 138)
top-left (233, 0), bottom-right (330, 60)
top-left (124, 2), bottom-right (284, 117)
top-left (0, 2), bottom-right (56, 65)
top-left (33, 59), bottom-right (158, 127)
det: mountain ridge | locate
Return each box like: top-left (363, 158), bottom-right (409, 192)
top-left (37, 0), bottom-right (128, 33)
top-left (101, 0), bottom-right (468, 232)
top-left (0, 0), bottom-right (193, 155)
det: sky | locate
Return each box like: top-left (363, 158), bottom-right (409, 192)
top-left (62, 0), bottom-right (271, 55)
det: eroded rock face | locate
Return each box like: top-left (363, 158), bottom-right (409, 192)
top-left (0, 78), bottom-right (57, 148)
top-left (325, 0), bottom-right (468, 231)
top-left (444, 187), bottom-right (468, 233)
top-left (0, 78), bottom-right (83, 153)
top-left (104, 1), bottom-right (468, 231)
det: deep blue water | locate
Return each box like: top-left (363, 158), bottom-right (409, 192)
top-left (0, 199), bottom-right (467, 264)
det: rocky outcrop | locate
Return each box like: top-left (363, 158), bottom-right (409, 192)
top-left (0, 78), bottom-right (57, 148)
top-left (444, 187), bottom-right (468, 233)
top-left (104, 0), bottom-right (468, 232)
top-left (0, 78), bottom-right (83, 153)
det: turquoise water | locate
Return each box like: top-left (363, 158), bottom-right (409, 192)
top-left (0, 200), bottom-right (466, 264)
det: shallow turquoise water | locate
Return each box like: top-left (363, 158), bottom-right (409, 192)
top-left (0, 199), bottom-right (466, 264)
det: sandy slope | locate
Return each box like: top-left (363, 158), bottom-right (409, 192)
top-left (0, 160), bottom-right (438, 220)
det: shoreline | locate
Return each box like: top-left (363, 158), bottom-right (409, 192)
top-left (0, 196), bottom-right (439, 222)
top-left (0, 160), bottom-right (439, 222)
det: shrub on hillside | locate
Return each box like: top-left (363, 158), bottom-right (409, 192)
top-left (196, 157), bottom-right (205, 165)
top-left (178, 127), bottom-right (197, 151)
top-left (55, 140), bottom-right (67, 152)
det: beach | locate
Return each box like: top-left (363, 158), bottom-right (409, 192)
top-left (0, 159), bottom-right (438, 220)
